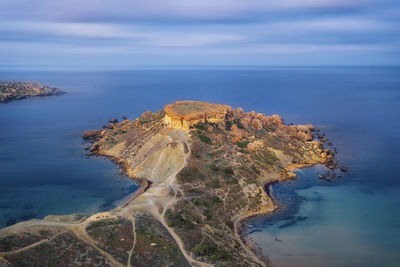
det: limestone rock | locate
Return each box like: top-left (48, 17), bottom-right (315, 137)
top-left (230, 124), bottom-right (242, 142)
top-left (164, 101), bottom-right (231, 129)
top-left (248, 140), bottom-right (263, 151)
top-left (251, 119), bottom-right (263, 131)
top-left (82, 130), bottom-right (102, 139)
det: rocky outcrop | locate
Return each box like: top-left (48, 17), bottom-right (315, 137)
top-left (164, 100), bottom-right (231, 129)
top-left (82, 129), bottom-right (102, 140)
top-left (0, 81), bottom-right (64, 103)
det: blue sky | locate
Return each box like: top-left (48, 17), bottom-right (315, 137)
top-left (0, 0), bottom-right (399, 67)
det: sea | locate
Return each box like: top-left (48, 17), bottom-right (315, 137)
top-left (0, 66), bottom-right (399, 266)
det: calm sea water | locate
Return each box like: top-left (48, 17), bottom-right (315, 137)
top-left (0, 67), bottom-right (399, 265)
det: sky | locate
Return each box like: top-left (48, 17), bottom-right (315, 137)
top-left (0, 0), bottom-right (399, 67)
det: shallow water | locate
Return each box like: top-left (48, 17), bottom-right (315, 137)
top-left (0, 67), bottom-right (399, 265)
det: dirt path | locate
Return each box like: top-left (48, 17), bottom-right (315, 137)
top-left (127, 216), bottom-right (136, 267)
top-left (0, 131), bottom-right (213, 267)
top-left (69, 226), bottom-right (124, 267)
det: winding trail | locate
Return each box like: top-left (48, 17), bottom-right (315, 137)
top-left (127, 216), bottom-right (136, 267)
top-left (0, 127), bottom-right (267, 267)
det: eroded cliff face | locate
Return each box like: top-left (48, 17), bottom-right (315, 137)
top-left (164, 101), bottom-right (231, 130)
top-left (0, 101), bottom-right (337, 267)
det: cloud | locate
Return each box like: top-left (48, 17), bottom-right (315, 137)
top-left (0, 0), bottom-right (381, 23)
top-left (0, 0), bottom-right (399, 66)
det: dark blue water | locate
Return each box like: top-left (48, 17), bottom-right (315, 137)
top-left (0, 67), bottom-right (399, 265)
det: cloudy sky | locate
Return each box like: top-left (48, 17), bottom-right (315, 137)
top-left (0, 0), bottom-right (399, 67)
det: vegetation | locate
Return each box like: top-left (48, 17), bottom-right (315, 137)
top-left (165, 210), bottom-right (195, 230)
top-left (177, 166), bottom-right (205, 183)
top-left (236, 140), bottom-right (250, 148)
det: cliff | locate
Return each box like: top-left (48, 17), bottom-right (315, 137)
top-left (164, 101), bottom-right (231, 129)
top-left (0, 101), bottom-right (337, 267)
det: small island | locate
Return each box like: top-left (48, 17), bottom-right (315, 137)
top-left (0, 101), bottom-right (336, 266)
top-left (0, 81), bottom-right (64, 103)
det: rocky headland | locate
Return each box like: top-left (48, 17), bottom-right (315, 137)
top-left (0, 101), bottom-right (337, 267)
top-left (0, 81), bottom-right (64, 103)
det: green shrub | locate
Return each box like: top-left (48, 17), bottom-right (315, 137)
top-left (223, 167), bottom-right (234, 176)
top-left (194, 122), bottom-right (207, 131)
top-left (225, 220), bottom-right (234, 230)
top-left (225, 121), bottom-right (232, 131)
top-left (192, 238), bottom-right (218, 256)
top-left (235, 140), bottom-right (250, 149)
top-left (165, 210), bottom-right (194, 230)
top-left (233, 118), bottom-right (244, 129)
top-left (177, 166), bottom-right (204, 183)
top-left (198, 133), bottom-right (212, 144)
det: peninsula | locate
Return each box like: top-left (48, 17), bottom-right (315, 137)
top-left (0, 81), bottom-right (64, 103)
top-left (0, 101), bottom-right (336, 266)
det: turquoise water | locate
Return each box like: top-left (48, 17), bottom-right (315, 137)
top-left (0, 67), bottom-right (399, 265)
top-left (246, 172), bottom-right (400, 267)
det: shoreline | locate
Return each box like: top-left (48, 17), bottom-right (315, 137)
top-left (234, 161), bottom-right (330, 265)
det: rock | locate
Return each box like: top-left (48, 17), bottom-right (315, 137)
top-left (107, 123), bottom-right (114, 129)
top-left (102, 125), bottom-right (107, 129)
top-left (230, 124), bottom-right (242, 142)
top-left (240, 117), bottom-right (251, 129)
top-left (82, 130), bottom-right (102, 139)
top-left (110, 118), bottom-right (118, 123)
top-left (122, 116), bottom-right (128, 120)
top-left (140, 110), bottom-right (153, 121)
top-left (248, 140), bottom-right (263, 151)
top-left (84, 145), bottom-right (90, 150)
top-left (296, 125), bottom-right (310, 133)
top-left (327, 142), bottom-right (333, 146)
top-left (89, 143), bottom-right (100, 152)
top-left (318, 171), bottom-right (334, 181)
top-left (307, 124), bottom-right (316, 131)
top-left (297, 131), bottom-right (313, 141)
top-left (250, 119), bottom-right (263, 131)
top-left (319, 137), bottom-right (328, 143)
top-left (340, 165), bottom-right (348, 172)
top-left (164, 101), bottom-right (231, 129)
top-left (216, 121), bottom-right (225, 130)
top-left (326, 158), bottom-right (337, 170)
top-left (263, 114), bottom-right (283, 127)
top-left (234, 108), bottom-right (245, 119)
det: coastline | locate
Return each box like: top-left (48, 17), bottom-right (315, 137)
top-left (1, 101), bottom-right (337, 266)
top-left (234, 161), bottom-right (330, 265)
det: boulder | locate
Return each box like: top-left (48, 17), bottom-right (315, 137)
top-left (230, 124), bottom-right (242, 142)
top-left (110, 118), bottom-right (118, 123)
top-left (140, 110), bottom-right (153, 121)
top-left (82, 130), bottom-right (102, 139)
top-left (248, 140), bottom-right (263, 151)
top-left (340, 165), bottom-right (348, 172)
top-left (296, 124), bottom-right (310, 133)
top-left (263, 114), bottom-right (283, 127)
top-left (250, 119), bottom-right (263, 131)
top-left (240, 117), bottom-right (251, 129)
top-left (297, 131), bottom-right (313, 141)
